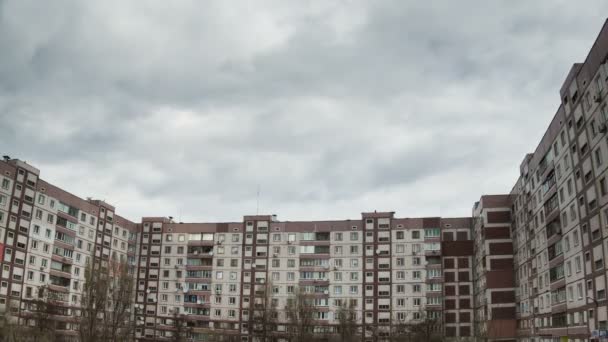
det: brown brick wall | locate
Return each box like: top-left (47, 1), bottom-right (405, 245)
top-left (486, 270), bottom-right (515, 288)
top-left (445, 312), bottom-right (456, 323)
top-left (459, 285), bottom-right (470, 295)
top-left (456, 231), bottom-right (468, 240)
top-left (492, 307), bottom-right (516, 319)
top-left (458, 271), bottom-right (470, 281)
top-left (491, 290), bottom-right (516, 304)
top-left (422, 217), bottom-right (441, 228)
top-left (442, 241), bottom-right (474, 256)
top-left (490, 258), bottom-right (514, 270)
top-left (487, 210), bottom-right (511, 224)
top-left (485, 227), bottom-right (511, 239)
top-left (489, 242), bottom-right (513, 255)
top-left (486, 319), bottom-right (517, 338)
top-left (445, 285), bottom-right (456, 296)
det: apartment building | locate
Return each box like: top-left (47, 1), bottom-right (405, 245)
top-left (134, 214), bottom-right (474, 341)
top-left (473, 195), bottom-right (517, 340)
top-left (0, 157), bottom-right (475, 341)
top-left (510, 18), bottom-right (608, 342)
top-left (0, 157), bottom-right (140, 340)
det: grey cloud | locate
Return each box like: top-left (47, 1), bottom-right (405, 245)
top-left (1, 0), bottom-right (607, 221)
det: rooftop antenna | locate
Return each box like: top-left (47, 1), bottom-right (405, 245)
top-left (256, 184), bottom-right (260, 215)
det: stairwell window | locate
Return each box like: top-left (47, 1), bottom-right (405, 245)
top-left (595, 148), bottom-right (603, 167)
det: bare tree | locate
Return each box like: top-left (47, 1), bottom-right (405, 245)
top-left (250, 280), bottom-right (278, 342)
top-left (285, 287), bottom-right (315, 342)
top-left (79, 261), bottom-right (111, 342)
top-left (78, 259), bottom-right (135, 342)
top-left (0, 308), bottom-right (26, 342)
top-left (409, 312), bottom-right (442, 342)
top-left (335, 301), bottom-right (358, 342)
top-left (390, 313), bottom-right (411, 342)
top-left (102, 260), bottom-right (135, 342)
top-left (170, 310), bottom-right (191, 342)
top-left (0, 287), bottom-right (59, 342)
top-left (20, 286), bottom-right (57, 342)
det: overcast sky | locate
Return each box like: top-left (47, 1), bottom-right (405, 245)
top-left (1, 1), bottom-right (607, 222)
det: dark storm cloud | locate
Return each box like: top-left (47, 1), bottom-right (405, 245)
top-left (1, 0), bottom-right (607, 222)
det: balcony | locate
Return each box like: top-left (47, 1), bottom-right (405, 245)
top-left (425, 249), bottom-right (441, 257)
top-left (541, 171), bottom-right (556, 195)
top-left (50, 264), bottom-right (72, 278)
top-left (543, 194), bottom-right (559, 221)
top-left (537, 158), bottom-right (554, 179)
top-left (188, 246), bottom-right (214, 257)
top-left (300, 232), bottom-right (330, 244)
top-left (545, 219), bottom-right (561, 242)
top-left (49, 275), bottom-right (71, 290)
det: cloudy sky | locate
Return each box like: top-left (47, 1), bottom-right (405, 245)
top-left (1, 1), bottom-right (607, 222)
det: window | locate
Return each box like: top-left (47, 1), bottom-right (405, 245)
top-left (412, 231), bottom-right (420, 239)
top-left (596, 148), bottom-right (604, 167)
top-left (426, 283), bottom-right (440, 292)
top-left (1, 179), bottom-right (9, 190)
top-left (425, 228), bottom-right (440, 238)
top-left (350, 232), bottom-right (358, 241)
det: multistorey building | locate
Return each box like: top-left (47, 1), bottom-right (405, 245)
top-left (134, 214), bottom-right (474, 341)
top-left (473, 195), bottom-right (517, 340)
top-left (510, 18), bottom-right (608, 342)
top-left (2, 17), bottom-right (608, 342)
top-left (0, 158), bottom-right (139, 341)
top-left (0, 161), bottom-right (475, 341)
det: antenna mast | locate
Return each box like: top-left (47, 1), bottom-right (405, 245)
top-left (256, 185), bottom-right (260, 215)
